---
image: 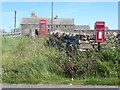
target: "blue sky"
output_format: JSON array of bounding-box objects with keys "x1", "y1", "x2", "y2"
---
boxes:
[{"x1": 2, "y1": 2, "x2": 118, "y2": 32}]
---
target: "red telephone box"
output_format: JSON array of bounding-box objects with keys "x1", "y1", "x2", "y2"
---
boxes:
[
  {"x1": 95, "y1": 21, "x2": 105, "y2": 42},
  {"x1": 39, "y1": 20, "x2": 48, "y2": 36}
]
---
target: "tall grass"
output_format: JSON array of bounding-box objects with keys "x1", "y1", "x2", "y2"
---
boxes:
[
  {"x1": 2, "y1": 36, "x2": 28, "y2": 53},
  {"x1": 2, "y1": 36, "x2": 67, "y2": 83},
  {"x1": 2, "y1": 35, "x2": 119, "y2": 85}
]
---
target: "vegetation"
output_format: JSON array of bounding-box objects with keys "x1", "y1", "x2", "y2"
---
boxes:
[
  {"x1": 2, "y1": 35, "x2": 28, "y2": 52},
  {"x1": 2, "y1": 35, "x2": 119, "y2": 85}
]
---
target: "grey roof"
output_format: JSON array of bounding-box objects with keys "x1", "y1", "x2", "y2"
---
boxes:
[
  {"x1": 20, "y1": 18, "x2": 74, "y2": 25},
  {"x1": 75, "y1": 25, "x2": 90, "y2": 30},
  {"x1": 105, "y1": 27, "x2": 110, "y2": 30}
]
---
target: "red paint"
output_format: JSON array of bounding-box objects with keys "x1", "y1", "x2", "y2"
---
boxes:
[
  {"x1": 39, "y1": 20, "x2": 48, "y2": 36},
  {"x1": 95, "y1": 21, "x2": 105, "y2": 42}
]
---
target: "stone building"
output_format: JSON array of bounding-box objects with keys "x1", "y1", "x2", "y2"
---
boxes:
[
  {"x1": 20, "y1": 13, "x2": 75, "y2": 34},
  {"x1": 75, "y1": 25, "x2": 90, "y2": 31},
  {"x1": 75, "y1": 25, "x2": 93, "y2": 35}
]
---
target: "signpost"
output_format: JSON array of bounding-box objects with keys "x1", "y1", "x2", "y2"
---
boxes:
[{"x1": 95, "y1": 21, "x2": 105, "y2": 51}]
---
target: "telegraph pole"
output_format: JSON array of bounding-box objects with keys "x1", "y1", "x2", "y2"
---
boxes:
[
  {"x1": 14, "y1": 10, "x2": 17, "y2": 32},
  {"x1": 51, "y1": 0, "x2": 54, "y2": 31}
]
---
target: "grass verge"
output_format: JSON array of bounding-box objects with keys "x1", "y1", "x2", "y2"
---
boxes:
[{"x1": 2, "y1": 35, "x2": 119, "y2": 85}]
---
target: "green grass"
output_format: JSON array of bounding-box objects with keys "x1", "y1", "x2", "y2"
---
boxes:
[
  {"x1": 81, "y1": 77, "x2": 119, "y2": 85},
  {"x1": 2, "y1": 35, "x2": 119, "y2": 85},
  {"x1": 2, "y1": 35, "x2": 28, "y2": 52}
]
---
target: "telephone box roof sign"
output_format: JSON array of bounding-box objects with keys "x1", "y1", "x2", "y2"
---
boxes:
[{"x1": 40, "y1": 20, "x2": 47, "y2": 23}]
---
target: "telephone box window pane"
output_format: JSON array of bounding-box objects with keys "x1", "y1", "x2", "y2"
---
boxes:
[
  {"x1": 98, "y1": 32, "x2": 102, "y2": 39},
  {"x1": 41, "y1": 24, "x2": 45, "y2": 31}
]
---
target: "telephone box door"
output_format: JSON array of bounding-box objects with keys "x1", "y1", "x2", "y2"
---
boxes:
[{"x1": 39, "y1": 20, "x2": 48, "y2": 36}]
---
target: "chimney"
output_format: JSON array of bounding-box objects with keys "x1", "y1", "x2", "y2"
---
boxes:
[
  {"x1": 31, "y1": 12, "x2": 37, "y2": 17},
  {"x1": 54, "y1": 15, "x2": 58, "y2": 19}
]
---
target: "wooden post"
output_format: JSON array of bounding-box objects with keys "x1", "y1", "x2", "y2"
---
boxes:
[
  {"x1": 14, "y1": 11, "x2": 17, "y2": 32},
  {"x1": 51, "y1": 0, "x2": 54, "y2": 31},
  {"x1": 86, "y1": 49, "x2": 89, "y2": 57},
  {"x1": 98, "y1": 42, "x2": 100, "y2": 51}
]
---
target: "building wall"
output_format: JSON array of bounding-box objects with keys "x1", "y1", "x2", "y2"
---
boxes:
[
  {"x1": 74, "y1": 30, "x2": 95, "y2": 35},
  {"x1": 20, "y1": 24, "x2": 39, "y2": 34},
  {"x1": 20, "y1": 24, "x2": 75, "y2": 34},
  {"x1": 50, "y1": 25, "x2": 75, "y2": 32}
]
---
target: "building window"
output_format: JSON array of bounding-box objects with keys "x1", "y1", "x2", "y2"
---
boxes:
[
  {"x1": 64, "y1": 25, "x2": 67, "y2": 29},
  {"x1": 55, "y1": 25, "x2": 60, "y2": 29},
  {"x1": 48, "y1": 25, "x2": 51, "y2": 28}
]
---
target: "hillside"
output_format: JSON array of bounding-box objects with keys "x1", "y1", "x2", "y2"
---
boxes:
[{"x1": 2, "y1": 35, "x2": 119, "y2": 85}]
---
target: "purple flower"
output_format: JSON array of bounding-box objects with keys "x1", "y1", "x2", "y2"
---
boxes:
[{"x1": 92, "y1": 70, "x2": 97, "y2": 72}]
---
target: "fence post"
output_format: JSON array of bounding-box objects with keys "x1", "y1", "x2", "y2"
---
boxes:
[{"x1": 98, "y1": 42, "x2": 100, "y2": 51}]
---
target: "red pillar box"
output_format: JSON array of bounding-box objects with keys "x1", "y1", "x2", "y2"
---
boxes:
[
  {"x1": 39, "y1": 20, "x2": 48, "y2": 36},
  {"x1": 95, "y1": 21, "x2": 105, "y2": 42}
]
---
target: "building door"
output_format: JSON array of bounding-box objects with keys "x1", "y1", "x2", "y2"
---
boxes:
[{"x1": 35, "y1": 29, "x2": 39, "y2": 36}]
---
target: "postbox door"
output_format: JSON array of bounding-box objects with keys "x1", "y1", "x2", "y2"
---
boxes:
[
  {"x1": 96, "y1": 31, "x2": 105, "y2": 42},
  {"x1": 98, "y1": 31, "x2": 102, "y2": 40}
]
